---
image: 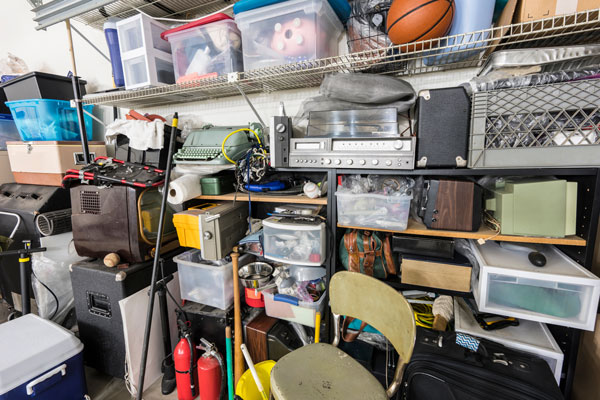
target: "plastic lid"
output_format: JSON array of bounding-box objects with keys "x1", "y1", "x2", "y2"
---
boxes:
[
  {"x1": 0, "y1": 314, "x2": 83, "y2": 393},
  {"x1": 161, "y1": 13, "x2": 233, "y2": 40},
  {"x1": 233, "y1": 0, "x2": 351, "y2": 23}
]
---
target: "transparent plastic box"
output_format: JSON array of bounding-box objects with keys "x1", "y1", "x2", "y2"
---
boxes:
[
  {"x1": 234, "y1": 0, "x2": 343, "y2": 71},
  {"x1": 262, "y1": 216, "x2": 326, "y2": 266},
  {"x1": 336, "y1": 191, "x2": 412, "y2": 231},
  {"x1": 162, "y1": 17, "x2": 243, "y2": 82},
  {"x1": 471, "y1": 240, "x2": 600, "y2": 331},
  {"x1": 263, "y1": 289, "x2": 327, "y2": 327},
  {"x1": 174, "y1": 250, "x2": 251, "y2": 310},
  {"x1": 0, "y1": 114, "x2": 20, "y2": 150}
]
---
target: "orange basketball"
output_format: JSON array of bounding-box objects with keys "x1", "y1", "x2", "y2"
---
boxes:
[{"x1": 386, "y1": 0, "x2": 455, "y2": 49}]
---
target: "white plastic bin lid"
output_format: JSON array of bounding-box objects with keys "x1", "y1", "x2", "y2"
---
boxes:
[{"x1": 0, "y1": 314, "x2": 83, "y2": 393}]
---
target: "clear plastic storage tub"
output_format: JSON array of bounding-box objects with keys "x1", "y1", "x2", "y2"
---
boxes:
[
  {"x1": 162, "y1": 14, "x2": 243, "y2": 83},
  {"x1": 471, "y1": 240, "x2": 600, "y2": 331},
  {"x1": 6, "y1": 99, "x2": 93, "y2": 141},
  {"x1": 263, "y1": 290, "x2": 326, "y2": 327},
  {"x1": 234, "y1": 0, "x2": 343, "y2": 71},
  {"x1": 336, "y1": 191, "x2": 412, "y2": 231},
  {"x1": 174, "y1": 250, "x2": 251, "y2": 310},
  {"x1": 262, "y1": 216, "x2": 326, "y2": 266},
  {"x1": 0, "y1": 114, "x2": 20, "y2": 150}
]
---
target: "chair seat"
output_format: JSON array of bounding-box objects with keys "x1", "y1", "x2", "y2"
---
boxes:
[{"x1": 270, "y1": 343, "x2": 388, "y2": 400}]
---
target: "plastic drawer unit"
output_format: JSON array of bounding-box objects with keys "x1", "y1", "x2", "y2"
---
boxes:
[
  {"x1": 117, "y1": 13, "x2": 174, "y2": 89},
  {"x1": 454, "y1": 297, "x2": 563, "y2": 384},
  {"x1": 263, "y1": 289, "x2": 327, "y2": 327},
  {"x1": 263, "y1": 216, "x2": 326, "y2": 266},
  {"x1": 336, "y1": 191, "x2": 412, "y2": 231},
  {"x1": 234, "y1": 0, "x2": 344, "y2": 71},
  {"x1": 162, "y1": 13, "x2": 243, "y2": 83},
  {"x1": 175, "y1": 250, "x2": 252, "y2": 310},
  {"x1": 470, "y1": 240, "x2": 600, "y2": 331},
  {"x1": 0, "y1": 314, "x2": 87, "y2": 400}
]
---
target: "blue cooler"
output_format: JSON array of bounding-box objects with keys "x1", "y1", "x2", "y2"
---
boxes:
[{"x1": 0, "y1": 314, "x2": 88, "y2": 400}]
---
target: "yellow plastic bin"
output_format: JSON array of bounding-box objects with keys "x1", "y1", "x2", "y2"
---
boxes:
[
  {"x1": 236, "y1": 360, "x2": 276, "y2": 400},
  {"x1": 173, "y1": 203, "x2": 218, "y2": 249}
]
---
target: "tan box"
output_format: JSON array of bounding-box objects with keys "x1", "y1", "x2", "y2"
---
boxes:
[
  {"x1": 6, "y1": 141, "x2": 106, "y2": 186},
  {"x1": 401, "y1": 256, "x2": 472, "y2": 293},
  {"x1": 0, "y1": 151, "x2": 14, "y2": 184},
  {"x1": 515, "y1": 0, "x2": 600, "y2": 22}
]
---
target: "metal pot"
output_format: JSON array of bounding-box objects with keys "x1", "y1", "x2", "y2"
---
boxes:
[{"x1": 238, "y1": 262, "x2": 273, "y2": 288}]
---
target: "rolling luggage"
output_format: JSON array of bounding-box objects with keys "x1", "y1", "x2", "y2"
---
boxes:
[{"x1": 401, "y1": 328, "x2": 563, "y2": 400}]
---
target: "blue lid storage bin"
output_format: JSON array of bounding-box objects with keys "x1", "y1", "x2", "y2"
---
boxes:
[
  {"x1": 0, "y1": 114, "x2": 20, "y2": 150},
  {"x1": 6, "y1": 99, "x2": 93, "y2": 141}
]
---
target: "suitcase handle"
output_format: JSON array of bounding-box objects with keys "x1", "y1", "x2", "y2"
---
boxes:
[{"x1": 26, "y1": 363, "x2": 66, "y2": 395}]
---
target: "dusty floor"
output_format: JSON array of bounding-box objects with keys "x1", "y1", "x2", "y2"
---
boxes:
[{"x1": 0, "y1": 300, "x2": 178, "y2": 400}]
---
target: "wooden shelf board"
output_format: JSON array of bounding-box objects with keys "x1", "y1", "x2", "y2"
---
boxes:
[
  {"x1": 196, "y1": 193, "x2": 327, "y2": 205},
  {"x1": 338, "y1": 219, "x2": 587, "y2": 246}
]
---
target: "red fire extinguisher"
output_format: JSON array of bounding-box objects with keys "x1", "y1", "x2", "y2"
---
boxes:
[
  {"x1": 174, "y1": 321, "x2": 198, "y2": 400},
  {"x1": 197, "y1": 338, "x2": 225, "y2": 400}
]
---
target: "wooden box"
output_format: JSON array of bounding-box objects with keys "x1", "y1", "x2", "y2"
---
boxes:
[{"x1": 401, "y1": 253, "x2": 472, "y2": 293}]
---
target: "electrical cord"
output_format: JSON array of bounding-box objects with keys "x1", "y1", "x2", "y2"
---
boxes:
[
  {"x1": 32, "y1": 269, "x2": 59, "y2": 321},
  {"x1": 222, "y1": 128, "x2": 264, "y2": 164},
  {"x1": 160, "y1": 260, "x2": 189, "y2": 322}
]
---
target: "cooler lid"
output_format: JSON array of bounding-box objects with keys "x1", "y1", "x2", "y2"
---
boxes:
[
  {"x1": 0, "y1": 314, "x2": 83, "y2": 393},
  {"x1": 161, "y1": 13, "x2": 233, "y2": 40},
  {"x1": 233, "y1": 0, "x2": 351, "y2": 23}
]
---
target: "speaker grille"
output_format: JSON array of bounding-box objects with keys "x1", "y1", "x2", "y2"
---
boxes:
[{"x1": 80, "y1": 191, "x2": 101, "y2": 214}]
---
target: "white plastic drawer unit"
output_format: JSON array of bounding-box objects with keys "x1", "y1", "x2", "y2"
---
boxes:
[
  {"x1": 262, "y1": 216, "x2": 326, "y2": 266},
  {"x1": 470, "y1": 240, "x2": 600, "y2": 331}
]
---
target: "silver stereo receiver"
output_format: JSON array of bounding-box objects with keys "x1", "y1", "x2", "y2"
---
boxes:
[{"x1": 270, "y1": 108, "x2": 416, "y2": 170}]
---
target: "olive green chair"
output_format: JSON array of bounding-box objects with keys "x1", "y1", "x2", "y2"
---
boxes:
[{"x1": 270, "y1": 271, "x2": 416, "y2": 399}]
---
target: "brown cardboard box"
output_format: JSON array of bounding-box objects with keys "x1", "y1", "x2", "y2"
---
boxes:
[
  {"x1": 401, "y1": 255, "x2": 471, "y2": 292},
  {"x1": 515, "y1": 0, "x2": 600, "y2": 22}
]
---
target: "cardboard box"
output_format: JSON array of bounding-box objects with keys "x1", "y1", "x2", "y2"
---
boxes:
[
  {"x1": 400, "y1": 254, "x2": 471, "y2": 292},
  {"x1": 515, "y1": 0, "x2": 600, "y2": 22}
]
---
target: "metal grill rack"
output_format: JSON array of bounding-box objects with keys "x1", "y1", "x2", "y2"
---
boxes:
[{"x1": 83, "y1": 8, "x2": 600, "y2": 109}]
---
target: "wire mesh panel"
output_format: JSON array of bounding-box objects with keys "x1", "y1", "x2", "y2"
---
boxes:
[{"x1": 469, "y1": 79, "x2": 600, "y2": 169}]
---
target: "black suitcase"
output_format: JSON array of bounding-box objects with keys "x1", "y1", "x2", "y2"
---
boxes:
[
  {"x1": 401, "y1": 328, "x2": 563, "y2": 400},
  {"x1": 415, "y1": 87, "x2": 470, "y2": 168},
  {"x1": 70, "y1": 250, "x2": 180, "y2": 378}
]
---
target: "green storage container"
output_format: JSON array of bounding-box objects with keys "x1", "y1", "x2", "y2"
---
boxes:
[{"x1": 201, "y1": 174, "x2": 235, "y2": 195}]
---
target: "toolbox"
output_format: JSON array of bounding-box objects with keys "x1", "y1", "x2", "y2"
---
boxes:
[
  {"x1": 7, "y1": 141, "x2": 107, "y2": 186},
  {"x1": 201, "y1": 174, "x2": 236, "y2": 195},
  {"x1": 70, "y1": 250, "x2": 179, "y2": 378},
  {"x1": 0, "y1": 314, "x2": 87, "y2": 400}
]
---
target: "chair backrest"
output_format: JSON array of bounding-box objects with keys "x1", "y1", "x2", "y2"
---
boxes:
[{"x1": 330, "y1": 271, "x2": 416, "y2": 384}]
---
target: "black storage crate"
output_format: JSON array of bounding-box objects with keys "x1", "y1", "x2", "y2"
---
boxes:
[{"x1": 1, "y1": 71, "x2": 87, "y2": 102}]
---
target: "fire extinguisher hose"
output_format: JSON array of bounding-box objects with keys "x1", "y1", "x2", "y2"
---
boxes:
[{"x1": 187, "y1": 335, "x2": 196, "y2": 397}]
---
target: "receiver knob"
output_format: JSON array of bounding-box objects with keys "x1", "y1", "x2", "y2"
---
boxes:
[
  {"x1": 393, "y1": 140, "x2": 404, "y2": 150},
  {"x1": 372, "y1": 160, "x2": 379, "y2": 165},
  {"x1": 276, "y1": 123, "x2": 286, "y2": 133},
  {"x1": 386, "y1": 160, "x2": 392, "y2": 166},
  {"x1": 359, "y1": 159, "x2": 366, "y2": 165},
  {"x1": 346, "y1": 159, "x2": 353, "y2": 165},
  {"x1": 324, "y1": 159, "x2": 331, "y2": 165},
  {"x1": 335, "y1": 159, "x2": 341, "y2": 165}
]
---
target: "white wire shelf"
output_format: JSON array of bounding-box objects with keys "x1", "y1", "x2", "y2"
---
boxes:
[{"x1": 83, "y1": 8, "x2": 600, "y2": 109}]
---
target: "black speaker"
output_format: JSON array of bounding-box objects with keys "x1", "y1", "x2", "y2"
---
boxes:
[{"x1": 416, "y1": 87, "x2": 471, "y2": 168}]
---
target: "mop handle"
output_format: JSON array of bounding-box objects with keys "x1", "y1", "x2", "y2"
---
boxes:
[{"x1": 240, "y1": 344, "x2": 268, "y2": 400}]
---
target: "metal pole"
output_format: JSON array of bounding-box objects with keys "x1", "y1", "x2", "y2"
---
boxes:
[
  {"x1": 72, "y1": 75, "x2": 90, "y2": 164},
  {"x1": 19, "y1": 251, "x2": 30, "y2": 315},
  {"x1": 136, "y1": 114, "x2": 179, "y2": 399}
]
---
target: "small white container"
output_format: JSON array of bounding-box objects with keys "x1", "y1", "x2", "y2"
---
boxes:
[
  {"x1": 471, "y1": 240, "x2": 600, "y2": 331},
  {"x1": 234, "y1": 0, "x2": 343, "y2": 71},
  {"x1": 174, "y1": 250, "x2": 251, "y2": 310},
  {"x1": 162, "y1": 14, "x2": 243, "y2": 83},
  {"x1": 263, "y1": 290, "x2": 326, "y2": 327},
  {"x1": 454, "y1": 297, "x2": 563, "y2": 383},
  {"x1": 336, "y1": 191, "x2": 412, "y2": 231},
  {"x1": 117, "y1": 13, "x2": 174, "y2": 89},
  {"x1": 262, "y1": 216, "x2": 326, "y2": 266}
]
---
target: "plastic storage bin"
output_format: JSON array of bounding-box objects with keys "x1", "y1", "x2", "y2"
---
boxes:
[
  {"x1": 0, "y1": 114, "x2": 20, "y2": 150},
  {"x1": 162, "y1": 13, "x2": 243, "y2": 83},
  {"x1": 454, "y1": 297, "x2": 563, "y2": 383},
  {"x1": 174, "y1": 249, "x2": 251, "y2": 310},
  {"x1": 263, "y1": 289, "x2": 327, "y2": 327},
  {"x1": 263, "y1": 216, "x2": 326, "y2": 266},
  {"x1": 234, "y1": 0, "x2": 343, "y2": 71},
  {"x1": 6, "y1": 99, "x2": 93, "y2": 141},
  {"x1": 336, "y1": 191, "x2": 412, "y2": 231},
  {"x1": 117, "y1": 13, "x2": 174, "y2": 89},
  {"x1": 0, "y1": 71, "x2": 87, "y2": 102},
  {"x1": 469, "y1": 78, "x2": 600, "y2": 168},
  {"x1": 0, "y1": 314, "x2": 87, "y2": 400},
  {"x1": 471, "y1": 240, "x2": 600, "y2": 331}
]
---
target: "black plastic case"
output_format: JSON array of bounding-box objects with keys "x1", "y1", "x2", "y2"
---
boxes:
[{"x1": 0, "y1": 71, "x2": 87, "y2": 101}]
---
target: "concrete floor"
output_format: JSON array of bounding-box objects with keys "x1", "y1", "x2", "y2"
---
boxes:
[{"x1": 0, "y1": 300, "x2": 178, "y2": 400}]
